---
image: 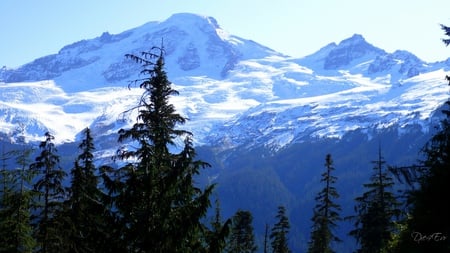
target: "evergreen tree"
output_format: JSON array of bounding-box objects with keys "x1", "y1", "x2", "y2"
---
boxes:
[
  {"x1": 270, "y1": 205, "x2": 291, "y2": 253},
  {"x1": 442, "y1": 24, "x2": 450, "y2": 46},
  {"x1": 59, "y1": 127, "x2": 111, "y2": 253},
  {"x1": 104, "y1": 46, "x2": 215, "y2": 252},
  {"x1": 0, "y1": 131, "x2": 37, "y2": 252},
  {"x1": 30, "y1": 132, "x2": 67, "y2": 253},
  {"x1": 347, "y1": 148, "x2": 401, "y2": 253},
  {"x1": 308, "y1": 154, "x2": 342, "y2": 253},
  {"x1": 226, "y1": 210, "x2": 257, "y2": 253},
  {"x1": 205, "y1": 198, "x2": 231, "y2": 253},
  {"x1": 393, "y1": 24, "x2": 450, "y2": 252},
  {"x1": 0, "y1": 145, "x2": 15, "y2": 251}
]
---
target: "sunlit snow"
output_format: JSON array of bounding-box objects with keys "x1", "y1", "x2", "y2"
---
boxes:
[{"x1": 1, "y1": 13, "x2": 449, "y2": 150}]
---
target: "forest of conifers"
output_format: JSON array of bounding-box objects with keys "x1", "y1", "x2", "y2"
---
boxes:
[{"x1": 1, "y1": 27, "x2": 449, "y2": 253}]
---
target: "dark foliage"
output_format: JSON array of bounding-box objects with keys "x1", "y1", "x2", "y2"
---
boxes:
[
  {"x1": 30, "y1": 132, "x2": 67, "y2": 253},
  {"x1": 59, "y1": 127, "x2": 112, "y2": 252},
  {"x1": 390, "y1": 24, "x2": 450, "y2": 253},
  {"x1": 308, "y1": 154, "x2": 342, "y2": 253},
  {"x1": 205, "y1": 198, "x2": 232, "y2": 253},
  {"x1": 226, "y1": 210, "x2": 258, "y2": 253},
  {"x1": 347, "y1": 148, "x2": 401, "y2": 253},
  {"x1": 102, "y1": 46, "x2": 216, "y2": 252},
  {"x1": 270, "y1": 205, "x2": 292, "y2": 253},
  {"x1": 0, "y1": 143, "x2": 36, "y2": 252},
  {"x1": 441, "y1": 24, "x2": 450, "y2": 47}
]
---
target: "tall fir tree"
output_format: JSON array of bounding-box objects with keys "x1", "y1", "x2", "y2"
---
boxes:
[
  {"x1": 104, "y1": 46, "x2": 215, "y2": 252},
  {"x1": 12, "y1": 141, "x2": 37, "y2": 253},
  {"x1": 270, "y1": 205, "x2": 292, "y2": 253},
  {"x1": 347, "y1": 148, "x2": 401, "y2": 253},
  {"x1": 0, "y1": 128, "x2": 37, "y2": 252},
  {"x1": 205, "y1": 198, "x2": 231, "y2": 253},
  {"x1": 308, "y1": 154, "x2": 342, "y2": 253},
  {"x1": 59, "y1": 127, "x2": 111, "y2": 253},
  {"x1": 226, "y1": 210, "x2": 258, "y2": 253},
  {"x1": 30, "y1": 132, "x2": 67, "y2": 253},
  {"x1": 393, "y1": 24, "x2": 450, "y2": 252},
  {"x1": 0, "y1": 145, "x2": 16, "y2": 252}
]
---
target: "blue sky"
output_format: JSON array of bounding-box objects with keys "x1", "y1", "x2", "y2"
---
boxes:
[{"x1": 1, "y1": 0, "x2": 450, "y2": 67}]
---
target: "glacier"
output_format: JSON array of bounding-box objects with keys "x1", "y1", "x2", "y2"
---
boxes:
[{"x1": 0, "y1": 13, "x2": 449, "y2": 150}]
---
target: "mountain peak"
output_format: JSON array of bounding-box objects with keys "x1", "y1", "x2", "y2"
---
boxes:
[
  {"x1": 323, "y1": 33, "x2": 385, "y2": 70},
  {"x1": 0, "y1": 12, "x2": 279, "y2": 86},
  {"x1": 164, "y1": 13, "x2": 220, "y2": 27},
  {"x1": 160, "y1": 13, "x2": 221, "y2": 32},
  {"x1": 367, "y1": 49, "x2": 426, "y2": 78},
  {"x1": 340, "y1": 33, "x2": 366, "y2": 44}
]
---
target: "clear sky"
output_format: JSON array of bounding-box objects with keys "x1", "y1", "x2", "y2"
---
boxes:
[{"x1": 1, "y1": 0, "x2": 450, "y2": 68}]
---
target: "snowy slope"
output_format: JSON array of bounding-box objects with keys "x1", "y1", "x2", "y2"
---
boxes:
[
  {"x1": 0, "y1": 13, "x2": 280, "y2": 91},
  {"x1": 0, "y1": 81, "x2": 141, "y2": 143},
  {"x1": 207, "y1": 68, "x2": 449, "y2": 150},
  {"x1": 0, "y1": 13, "x2": 449, "y2": 150}
]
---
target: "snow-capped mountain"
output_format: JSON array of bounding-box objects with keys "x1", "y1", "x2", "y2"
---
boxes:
[
  {"x1": 0, "y1": 12, "x2": 449, "y2": 150},
  {"x1": 2, "y1": 13, "x2": 450, "y2": 252},
  {"x1": 1, "y1": 13, "x2": 280, "y2": 90}
]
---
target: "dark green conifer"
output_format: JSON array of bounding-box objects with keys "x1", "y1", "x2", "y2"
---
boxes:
[
  {"x1": 308, "y1": 154, "x2": 342, "y2": 253},
  {"x1": 0, "y1": 128, "x2": 36, "y2": 252},
  {"x1": 442, "y1": 24, "x2": 450, "y2": 46},
  {"x1": 59, "y1": 127, "x2": 111, "y2": 253},
  {"x1": 105, "y1": 46, "x2": 214, "y2": 252},
  {"x1": 0, "y1": 145, "x2": 35, "y2": 252},
  {"x1": 205, "y1": 198, "x2": 231, "y2": 253},
  {"x1": 270, "y1": 205, "x2": 292, "y2": 253},
  {"x1": 30, "y1": 132, "x2": 67, "y2": 253},
  {"x1": 347, "y1": 148, "x2": 401, "y2": 253},
  {"x1": 226, "y1": 210, "x2": 257, "y2": 253},
  {"x1": 0, "y1": 145, "x2": 16, "y2": 251}
]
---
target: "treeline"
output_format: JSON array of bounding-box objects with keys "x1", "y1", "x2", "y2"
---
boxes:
[{"x1": 1, "y1": 28, "x2": 450, "y2": 253}]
